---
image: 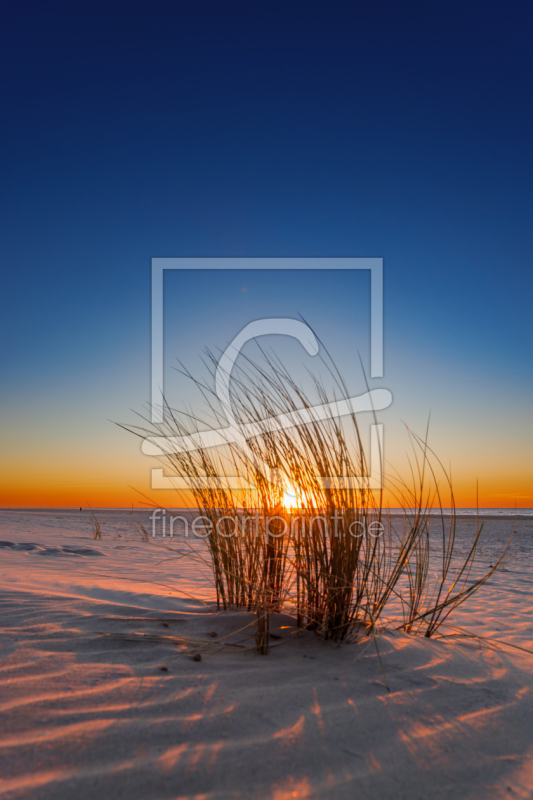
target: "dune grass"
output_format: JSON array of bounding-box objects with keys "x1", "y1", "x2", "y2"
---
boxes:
[
  {"x1": 133, "y1": 521, "x2": 150, "y2": 542},
  {"x1": 122, "y1": 347, "x2": 511, "y2": 654},
  {"x1": 90, "y1": 513, "x2": 103, "y2": 540}
]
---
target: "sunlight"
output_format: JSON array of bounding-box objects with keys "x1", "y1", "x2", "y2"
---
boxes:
[{"x1": 282, "y1": 485, "x2": 298, "y2": 510}]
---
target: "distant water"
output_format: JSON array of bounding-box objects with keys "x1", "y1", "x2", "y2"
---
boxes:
[
  {"x1": 390, "y1": 508, "x2": 533, "y2": 518},
  {"x1": 1, "y1": 507, "x2": 532, "y2": 517},
  {"x1": 424, "y1": 508, "x2": 533, "y2": 517}
]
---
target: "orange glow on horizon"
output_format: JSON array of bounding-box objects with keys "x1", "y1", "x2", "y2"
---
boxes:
[
  {"x1": 1, "y1": 485, "x2": 531, "y2": 510},
  {"x1": 0, "y1": 461, "x2": 531, "y2": 510}
]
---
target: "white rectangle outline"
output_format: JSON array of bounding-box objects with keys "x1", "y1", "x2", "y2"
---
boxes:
[{"x1": 151, "y1": 257, "x2": 383, "y2": 425}]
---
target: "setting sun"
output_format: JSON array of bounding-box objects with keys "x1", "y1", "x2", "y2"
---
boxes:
[{"x1": 282, "y1": 485, "x2": 299, "y2": 510}]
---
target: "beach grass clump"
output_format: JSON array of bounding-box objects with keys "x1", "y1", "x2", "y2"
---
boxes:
[
  {"x1": 384, "y1": 436, "x2": 510, "y2": 638},
  {"x1": 122, "y1": 346, "x2": 510, "y2": 653},
  {"x1": 90, "y1": 513, "x2": 103, "y2": 540},
  {"x1": 133, "y1": 521, "x2": 150, "y2": 542}
]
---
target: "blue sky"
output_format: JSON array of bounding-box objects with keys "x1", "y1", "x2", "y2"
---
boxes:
[{"x1": 1, "y1": 1, "x2": 532, "y2": 506}]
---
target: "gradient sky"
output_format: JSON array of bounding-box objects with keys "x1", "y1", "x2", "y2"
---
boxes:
[{"x1": 1, "y1": 0, "x2": 532, "y2": 508}]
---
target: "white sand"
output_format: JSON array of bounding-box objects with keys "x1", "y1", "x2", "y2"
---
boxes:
[{"x1": 1, "y1": 510, "x2": 533, "y2": 799}]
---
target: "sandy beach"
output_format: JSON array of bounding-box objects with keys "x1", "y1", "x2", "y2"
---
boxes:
[
  {"x1": 0, "y1": 510, "x2": 532, "y2": 799},
  {"x1": 3, "y1": 0, "x2": 532, "y2": 796}
]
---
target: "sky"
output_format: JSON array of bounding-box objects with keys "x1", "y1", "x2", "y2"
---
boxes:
[{"x1": 1, "y1": 0, "x2": 532, "y2": 508}]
